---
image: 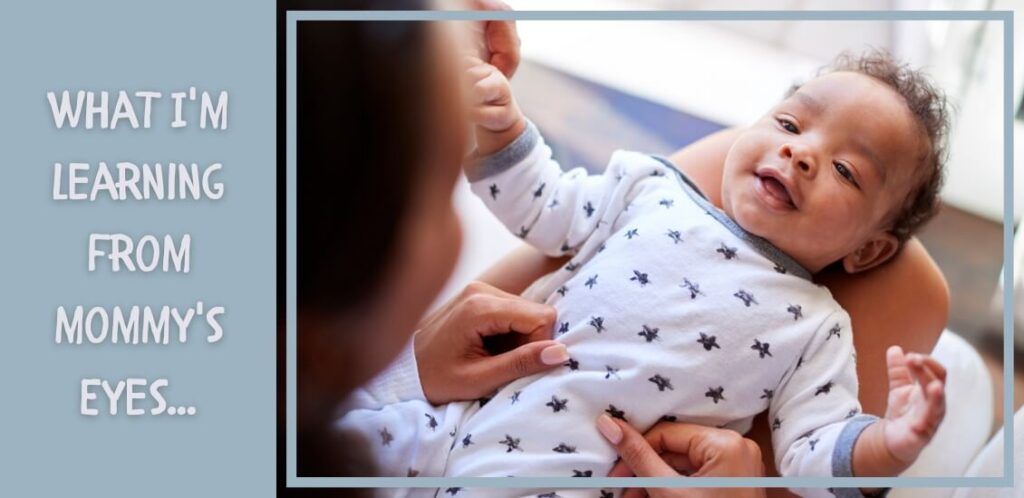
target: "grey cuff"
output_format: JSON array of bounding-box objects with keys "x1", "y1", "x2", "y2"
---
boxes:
[
  {"x1": 829, "y1": 415, "x2": 890, "y2": 498},
  {"x1": 465, "y1": 119, "x2": 540, "y2": 182}
]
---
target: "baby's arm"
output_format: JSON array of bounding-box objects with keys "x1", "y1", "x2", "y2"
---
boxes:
[
  {"x1": 770, "y1": 311, "x2": 946, "y2": 497},
  {"x1": 463, "y1": 59, "x2": 670, "y2": 256},
  {"x1": 851, "y1": 346, "x2": 947, "y2": 476}
]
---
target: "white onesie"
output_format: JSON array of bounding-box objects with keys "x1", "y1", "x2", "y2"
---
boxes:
[{"x1": 336, "y1": 121, "x2": 880, "y2": 498}]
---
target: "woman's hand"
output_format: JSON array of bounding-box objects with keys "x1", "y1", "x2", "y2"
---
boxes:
[
  {"x1": 414, "y1": 281, "x2": 566, "y2": 405},
  {"x1": 469, "y1": 0, "x2": 521, "y2": 78},
  {"x1": 598, "y1": 414, "x2": 767, "y2": 498}
]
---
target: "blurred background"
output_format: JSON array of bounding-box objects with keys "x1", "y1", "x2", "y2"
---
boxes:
[{"x1": 442, "y1": 0, "x2": 1023, "y2": 449}]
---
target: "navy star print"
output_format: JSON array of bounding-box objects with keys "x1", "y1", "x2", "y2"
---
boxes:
[
  {"x1": 558, "y1": 322, "x2": 569, "y2": 335},
  {"x1": 815, "y1": 381, "x2": 834, "y2": 396},
  {"x1": 630, "y1": 270, "x2": 650, "y2": 287},
  {"x1": 446, "y1": 487, "x2": 462, "y2": 496},
  {"x1": 625, "y1": 228, "x2": 639, "y2": 239},
  {"x1": 827, "y1": 323, "x2": 842, "y2": 340},
  {"x1": 809, "y1": 438, "x2": 820, "y2": 451},
  {"x1": 659, "y1": 198, "x2": 674, "y2": 208},
  {"x1": 499, "y1": 434, "x2": 523, "y2": 452},
  {"x1": 573, "y1": 470, "x2": 593, "y2": 477},
  {"x1": 556, "y1": 285, "x2": 568, "y2": 297},
  {"x1": 697, "y1": 332, "x2": 720, "y2": 351},
  {"x1": 605, "y1": 404, "x2": 627, "y2": 421},
  {"x1": 564, "y1": 358, "x2": 579, "y2": 371},
  {"x1": 705, "y1": 386, "x2": 726, "y2": 404},
  {"x1": 565, "y1": 262, "x2": 580, "y2": 272},
  {"x1": 637, "y1": 325, "x2": 660, "y2": 342},
  {"x1": 761, "y1": 389, "x2": 774, "y2": 401},
  {"x1": 666, "y1": 229, "x2": 683, "y2": 244},
  {"x1": 751, "y1": 339, "x2": 772, "y2": 358},
  {"x1": 489, "y1": 184, "x2": 499, "y2": 200},
  {"x1": 717, "y1": 242, "x2": 738, "y2": 259},
  {"x1": 681, "y1": 278, "x2": 704, "y2": 299},
  {"x1": 734, "y1": 289, "x2": 758, "y2": 306},
  {"x1": 552, "y1": 443, "x2": 577, "y2": 453},
  {"x1": 659, "y1": 415, "x2": 677, "y2": 422},
  {"x1": 510, "y1": 391, "x2": 521, "y2": 404},
  {"x1": 548, "y1": 198, "x2": 559, "y2": 209},
  {"x1": 425, "y1": 413, "x2": 438, "y2": 431},
  {"x1": 846, "y1": 409, "x2": 859, "y2": 419},
  {"x1": 585, "y1": 274, "x2": 598, "y2": 289},
  {"x1": 533, "y1": 182, "x2": 546, "y2": 198},
  {"x1": 787, "y1": 304, "x2": 803, "y2": 320},
  {"x1": 589, "y1": 316, "x2": 605, "y2": 333},
  {"x1": 379, "y1": 427, "x2": 393, "y2": 446},
  {"x1": 461, "y1": 434, "x2": 474, "y2": 448},
  {"x1": 517, "y1": 226, "x2": 530, "y2": 238},
  {"x1": 604, "y1": 365, "x2": 620, "y2": 379},
  {"x1": 649, "y1": 374, "x2": 673, "y2": 391},
  {"x1": 772, "y1": 417, "x2": 782, "y2": 431},
  {"x1": 546, "y1": 395, "x2": 569, "y2": 413},
  {"x1": 583, "y1": 201, "x2": 595, "y2": 218}
]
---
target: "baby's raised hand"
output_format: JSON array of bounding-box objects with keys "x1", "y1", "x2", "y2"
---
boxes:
[
  {"x1": 464, "y1": 56, "x2": 523, "y2": 134},
  {"x1": 462, "y1": 57, "x2": 526, "y2": 158},
  {"x1": 881, "y1": 345, "x2": 946, "y2": 463}
]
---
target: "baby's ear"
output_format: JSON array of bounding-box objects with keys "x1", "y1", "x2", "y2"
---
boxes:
[{"x1": 842, "y1": 232, "x2": 899, "y2": 274}]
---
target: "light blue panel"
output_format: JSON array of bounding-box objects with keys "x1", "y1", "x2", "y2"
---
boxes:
[{"x1": 0, "y1": 1, "x2": 276, "y2": 495}]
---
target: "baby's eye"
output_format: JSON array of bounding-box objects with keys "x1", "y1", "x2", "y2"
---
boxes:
[
  {"x1": 777, "y1": 117, "x2": 799, "y2": 133},
  {"x1": 834, "y1": 162, "x2": 860, "y2": 188}
]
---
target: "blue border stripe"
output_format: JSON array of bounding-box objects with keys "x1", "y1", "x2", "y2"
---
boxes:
[{"x1": 290, "y1": 10, "x2": 1006, "y2": 21}]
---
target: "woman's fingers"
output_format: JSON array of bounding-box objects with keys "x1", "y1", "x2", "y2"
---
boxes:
[
  {"x1": 471, "y1": 0, "x2": 520, "y2": 78},
  {"x1": 466, "y1": 340, "x2": 567, "y2": 393},
  {"x1": 456, "y1": 291, "x2": 556, "y2": 339},
  {"x1": 598, "y1": 415, "x2": 679, "y2": 478}
]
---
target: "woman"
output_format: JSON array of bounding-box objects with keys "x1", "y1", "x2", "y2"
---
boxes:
[{"x1": 293, "y1": 1, "x2": 946, "y2": 497}]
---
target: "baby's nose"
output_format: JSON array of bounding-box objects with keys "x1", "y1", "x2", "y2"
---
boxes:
[{"x1": 779, "y1": 143, "x2": 816, "y2": 175}]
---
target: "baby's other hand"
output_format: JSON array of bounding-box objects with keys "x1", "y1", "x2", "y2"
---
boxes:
[{"x1": 881, "y1": 345, "x2": 947, "y2": 463}]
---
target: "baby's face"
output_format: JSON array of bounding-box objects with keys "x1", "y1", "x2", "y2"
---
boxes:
[{"x1": 720, "y1": 72, "x2": 927, "y2": 274}]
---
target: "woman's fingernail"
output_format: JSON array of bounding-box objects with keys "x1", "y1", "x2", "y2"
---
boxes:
[
  {"x1": 540, "y1": 344, "x2": 569, "y2": 365},
  {"x1": 597, "y1": 414, "x2": 623, "y2": 444}
]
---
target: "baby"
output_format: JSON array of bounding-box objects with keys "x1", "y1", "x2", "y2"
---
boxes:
[{"x1": 337, "y1": 50, "x2": 949, "y2": 498}]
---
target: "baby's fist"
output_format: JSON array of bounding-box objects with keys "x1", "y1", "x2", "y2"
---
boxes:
[
  {"x1": 881, "y1": 346, "x2": 946, "y2": 463},
  {"x1": 464, "y1": 57, "x2": 522, "y2": 133}
]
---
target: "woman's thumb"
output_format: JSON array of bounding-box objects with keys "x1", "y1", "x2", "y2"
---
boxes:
[
  {"x1": 598, "y1": 414, "x2": 678, "y2": 478},
  {"x1": 477, "y1": 340, "x2": 567, "y2": 389}
]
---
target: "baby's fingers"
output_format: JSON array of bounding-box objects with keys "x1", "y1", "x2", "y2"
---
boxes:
[
  {"x1": 907, "y1": 354, "x2": 942, "y2": 395},
  {"x1": 916, "y1": 380, "x2": 946, "y2": 436},
  {"x1": 886, "y1": 345, "x2": 914, "y2": 390},
  {"x1": 472, "y1": 69, "x2": 510, "y2": 105}
]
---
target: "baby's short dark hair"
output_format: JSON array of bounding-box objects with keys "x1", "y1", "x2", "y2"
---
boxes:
[{"x1": 789, "y1": 49, "x2": 951, "y2": 244}]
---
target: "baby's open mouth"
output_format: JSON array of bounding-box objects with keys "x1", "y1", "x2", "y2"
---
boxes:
[{"x1": 757, "y1": 174, "x2": 796, "y2": 209}]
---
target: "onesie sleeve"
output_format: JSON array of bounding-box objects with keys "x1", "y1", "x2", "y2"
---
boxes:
[
  {"x1": 340, "y1": 339, "x2": 427, "y2": 412},
  {"x1": 466, "y1": 119, "x2": 671, "y2": 256},
  {"x1": 769, "y1": 309, "x2": 886, "y2": 498}
]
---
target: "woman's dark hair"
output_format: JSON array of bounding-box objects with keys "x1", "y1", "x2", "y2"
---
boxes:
[
  {"x1": 292, "y1": 0, "x2": 433, "y2": 482},
  {"x1": 297, "y1": 0, "x2": 433, "y2": 311}
]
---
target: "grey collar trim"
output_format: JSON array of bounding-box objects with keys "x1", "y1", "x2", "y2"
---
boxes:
[{"x1": 650, "y1": 155, "x2": 813, "y2": 281}]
